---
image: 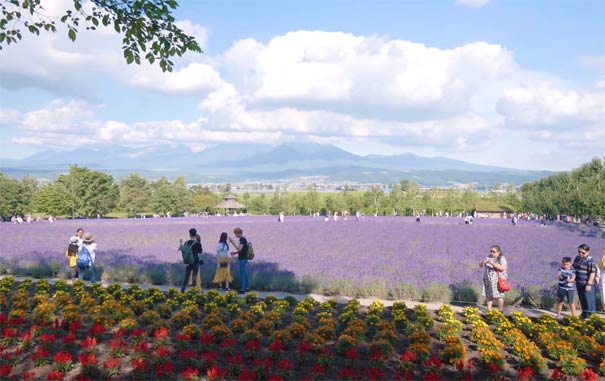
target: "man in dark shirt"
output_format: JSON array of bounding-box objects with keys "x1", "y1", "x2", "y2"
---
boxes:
[
  {"x1": 229, "y1": 227, "x2": 250, "y2": 294},
  {"x1": 180, "y1": 228, "x2": 202, "y2": 293}
]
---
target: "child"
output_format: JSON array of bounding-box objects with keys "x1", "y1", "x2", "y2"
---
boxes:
[
  {"x1": 65, "y1": 236, "x2": 79, "y2": 281},
  {"x1": 556, "y1": 257, "x2": 577, "y2": 318}
]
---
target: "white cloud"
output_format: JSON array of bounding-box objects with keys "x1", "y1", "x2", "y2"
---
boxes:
[
  {"x1": 455, "y1": 0, "x2": 492, "y2": 8},
  {"x1": 224, "y1": 32, "x2": 516, "y2": 120},
  {"x1": 578, "y1": 55, "x2": 605, "y2": 70},
  {"x1": 0, "y1": 108, "x2": 20, "y2": 126},
  {"x1": 125, "y1": 63, "x2": 226, "y2": 95},
  {"x1": 496, "y1": 82, "x2": 605, "y2": 130},
  {"x1": 21, "y1": 99, "x2": 100, "y2": 132}
]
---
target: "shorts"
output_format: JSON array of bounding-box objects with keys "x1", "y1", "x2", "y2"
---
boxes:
[{"x1": 556, "y1": 287, "x2": 575, "y2": 303}]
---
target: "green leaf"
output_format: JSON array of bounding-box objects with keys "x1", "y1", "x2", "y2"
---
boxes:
[
  {"x1": 74, "y1": 0, "x2": 82, "y2": 11},
  {"x1": 91, "y1": 17, "x2": 98, "y2": 27},
  {"x1": 27, "y1": 25, "x2": 39, "y2": 35},
  {"x1": 114, "y1": 20, "x2": 120, "y2": 33},
  {"x1": 0, "y1": 33, "x2": 5, "y2": 44},
  {"x1": 68, "y1": 28, "x2": 76, "y2": 42},
  {"x1": 102, "y1": 14, "x2": 109, "y2": 26},
  {"x1": 60, "y1": 15, "x2": 68, "y2": 23}
]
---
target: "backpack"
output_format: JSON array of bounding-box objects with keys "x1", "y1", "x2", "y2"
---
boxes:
[
  {"x1": 76, "y1": 247, "x2": 92, "y2": 268},
  {"x1": 247, "y1": 241, "x2": 255, "y2": 260},
  {"x1": 180, "y1": 240, "x2": 195, "y2": 265}
]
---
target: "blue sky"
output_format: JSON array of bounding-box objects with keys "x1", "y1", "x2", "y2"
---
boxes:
[{"x1": 0, "y1": 0, "x2": 603, "y2": 171}]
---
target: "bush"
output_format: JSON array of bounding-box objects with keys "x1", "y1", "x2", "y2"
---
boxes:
[
  {"x1": 451, "y1": 281, "x2": 479, "y2": 304},
  {"x1": 145, "y1": 266, "x2": 168, "y2": 285},
  {"x1": 389, "y1": 282, "x2": 422, "y2": 301},
  {"x1": 421, "y1": 283, "x2": 452, "y2": 303}
]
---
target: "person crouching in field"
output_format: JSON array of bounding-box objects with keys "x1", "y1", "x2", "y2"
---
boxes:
[
  {"x1": 230, "y1": 227, "x2": 250, "y2": 294},
  {"x1": 556, "y1": 257, "x2": 577, "y2": 319},
  {"x1": 65, "y1": 236, "x2": 79, "y2": 281},
  {"x1": 213, "y1": 232, "x2": 233, "y2": 290}
]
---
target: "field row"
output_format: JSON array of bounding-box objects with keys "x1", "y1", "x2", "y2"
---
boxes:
[{"x1": 0, "y1": 277, "x2": 603, "y2": 380}]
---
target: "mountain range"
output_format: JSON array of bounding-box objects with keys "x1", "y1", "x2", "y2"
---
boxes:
[{"x1": 0, "y1": 143, "x2": 553, "y2": 185}]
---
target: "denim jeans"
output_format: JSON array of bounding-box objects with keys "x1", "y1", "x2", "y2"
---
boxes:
[
  {"x1": 238, "y1": 259, "x2": 250, "y2": 292},
  {"x1": 77, "y1": 265, "x2": 96, "y2": 282},
  {"x1": 577, "y1": 283, "x2": 596, "y2": 318},
  {"x1": 181, "y1": 263, "x2": 199, "y2": 292}
]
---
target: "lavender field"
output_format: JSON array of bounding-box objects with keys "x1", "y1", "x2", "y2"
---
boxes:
[{"x1": 0, "y1": 216, "x2": 603, "y2": 303}]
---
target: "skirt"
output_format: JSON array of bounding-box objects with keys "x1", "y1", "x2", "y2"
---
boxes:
[
  {"x1": 213, "y1": 257, "x2": 233, "y2": 283},
  {"x1": 482, "y1": 269, "x2": 505, "y2": 299}
]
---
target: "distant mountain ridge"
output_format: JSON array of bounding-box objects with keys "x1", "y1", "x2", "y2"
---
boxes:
[{"x1": 0, "y1": 142, "x2": 553, "y2": 185}]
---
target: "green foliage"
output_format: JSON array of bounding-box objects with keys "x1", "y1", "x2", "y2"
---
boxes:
[
  {"x1": 0, "y1": 0, "x2": 202, "y2": 72},
  {"x1": 521, "y1": 157, "x2": 605, "y2": 218}
]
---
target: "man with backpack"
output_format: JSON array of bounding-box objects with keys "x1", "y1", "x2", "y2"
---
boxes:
[
  {"x1": 179, "y1": 228, "x2": 202, "y2": 293},
  {"x1": 229, "y1": 227, "x2": 251, "y2": 294}
]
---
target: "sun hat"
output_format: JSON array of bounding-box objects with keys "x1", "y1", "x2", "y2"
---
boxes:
[
  {"x1": 69, "y1": 236, "x2": 79, "y2": 244},
  {"x1": 83, "y1": 232, "x2": 94, "y2": 243}
]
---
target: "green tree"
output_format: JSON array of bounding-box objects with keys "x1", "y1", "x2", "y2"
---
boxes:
[
  {"x1": 119, "y1": 174, "x2": 150, "y2": 216},
  {"x1": 0, "y1": 173, "x2": 20, "y2": 218},
  {"x1": 53, "y1": 166, "x2": 118, "y2": 217},
  {"x1": 1, "y1": 0, "x2": 202, "y2": 72}
]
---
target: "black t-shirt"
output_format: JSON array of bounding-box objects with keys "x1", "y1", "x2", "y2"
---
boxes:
[
  {"x1": 237, "y1": 236, "x2": 248, "y2": 260},
  {"x1": 186, "y1": 240, "x2": 203, "y2": 263}
]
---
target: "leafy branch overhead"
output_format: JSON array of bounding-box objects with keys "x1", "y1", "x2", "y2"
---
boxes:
[{"x1": 0, "y1": 0, "x2": 202, "y2": 72}]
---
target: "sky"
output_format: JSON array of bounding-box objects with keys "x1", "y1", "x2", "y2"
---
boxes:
[{"x1": 0, "y1": 0, "x2": 604, "y2": 171}]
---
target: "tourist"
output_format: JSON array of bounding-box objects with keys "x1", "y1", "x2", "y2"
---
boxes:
[
  {"x1": 213, "y1": 232, "x2": 233, "y2": 290},
  {"x1": 599, "y1": 249, "x2": 605, "y2": 311},
  {"x1": 572, "y1": 244, "x2": 597, "y2": 319},
  {"x1": 179, "y1": 228, "x2": 202, "y2": 293},
  {"x1": 65, "y1": 236, "x2": 80, "y2": 281},
  {"x1": 78, "y1": 232, "x2": 97, "y2": 283},
  {"x1": 556, "y1": 257, "x2": 577, "y2": 318},
  {"x1": 188, "y1": 234, "x2": 204, "y2": 289},
  {"x1": 479, "y1": 245, "x2": 508, "y2": 312},
  {"x1": 229, "y1": 227, "x2": 250, "y2": 294},
  {"x1": 75, "y1": 228, "x2": 84, "y2": 249}
]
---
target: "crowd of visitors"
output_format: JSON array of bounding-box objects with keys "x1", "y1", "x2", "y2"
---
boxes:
[{"x1": 479, "y1": 242, "x2": 604, "y2": 318}]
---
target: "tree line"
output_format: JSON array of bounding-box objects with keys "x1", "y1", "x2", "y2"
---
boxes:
[
  {"x1": 521, "y1": 157, "x2": 605, "y2": 219},
  {"x1": 1, "y1": 165, "x2": 525, "y2": 219}
]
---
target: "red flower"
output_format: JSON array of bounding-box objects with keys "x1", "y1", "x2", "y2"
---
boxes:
[
  {"x1": 81, "y1": 336, "x2": 97, "y2": 352},
  {"x1": 78, "y1": 353, "x2": 96, "y2": 367},
  {"x1": 182, "y1": 366, "x2": 200, "y2": 381},
  {"x1": 0, "y1": 364, "x2": 11, "y2": 377},
  {"x1": 424, "y1": 355, "x2": 443, "y2": 369},
  {"x1": 207, "y1": 365, "x2": 227, "y2": 381},
  {"x1": 267, "y1": 374, "x2": 284, "y2": 381},
  {"x1": 31, "y1": 346, "x2": 50, "y2": 360},
  {"x1": 62, "y1": 333, "x2": 77, "y2": 345},
  {"x1": 89, "y1": 323, "x2": 105, "y2": 337},
  {"x1": 201, "y1": 351, "x2": 219, "y2": 365},
  {"x1": 345, "y1": 348, "x2": 359, "y2": 360},
  {"x1": 276, "y1": 358, "x2": 293, "y2": 371},
  {"x1": 238, "y1": 368, "x2": 257, "y2": 381},
  {"x1": 488, "y1": 363, "x2": 499, "y2": 375},
  {"x1": 366, "y1": 367, "x2": 385, "y2": 381},
  {"x1": 22, "y1": 371, "x2": 36, "y2": 380},
  {"x1": 228, "y1": 354, "x2": 244, "y2": 365},
  {"x1": 102, "y1": 356, "x2": 120, "y2": 370},
  {"x1": 155, "y1": 344, "x2": 171, "y2": 359},
  {"x1": 39, "y1": 333, "x2": 56, "y2": 345},
  {"x1": 579, "y1": 369, "x2": 598, "y2": 381},
  {"x1": 518, "y1": 366, "x2": 534, "y2": 381},
  {"x1": 47, "y1": 370, "x2": 64, "y2": 381},
  {"x1": 179, "y1": 348, "x2": 198, "y2": 360},
  {"x1": 311, "y1": 363, "x2": 325, "y2": 375},
  {"x1": 400, "y1": 351, "x2": 417, "y2": 363},
  {"x1": 221, "y1": 337, "x2": 236, "y2": 348},
  {"x1": 337, "y1": 367, "x2": 358, "y2": 380},
  {"x1": 175, "y1": 332, "x2": 191, "y2": 342},
  {"x1": 244, "y1": 339, "x2": 261, "y2": 351},
  {"x1": 200, "y1": 332, "x2": 215, "y2": 346},
  {"x1": 269, "y1": 340, "x2": 284, "y2": 352},
  {"x1": 154, "y1": 327, "x2": 169, "y2": 340},
  {"x1": 550, "y1": 368, "x2": 568, "y2": 381},
  {"x1": 53, "y1": 351, "x2": 72, "y2": 364},
  {"x1": 423, "y1": 371, "x2": 444, "y2": 381},
  {"x1": 297, "y1": 341, "x2": 312, "y2": 354},
  {"x1": 68, "y1": 321, "x2": 82, "y2": 333}
]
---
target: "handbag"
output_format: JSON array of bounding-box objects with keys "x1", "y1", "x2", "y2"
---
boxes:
[
  {"x1": 497, "y1": 272, "x2": 511, "y2": 292},
  {"x1": 219, "y1": 261, "x2": 228, "y2": 268}
]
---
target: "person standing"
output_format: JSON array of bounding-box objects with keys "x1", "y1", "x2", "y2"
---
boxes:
[
  {"x1": 179, "y1": 228, "x2": 202, "y2": 293},
  {"x1": 479, "y1": 245, "x2": 508, "y2": 312},
  {"x1": 213, "y1": 232, "x2": 233, "y2": 290},
  {"x1": 598, "y1": 249, "x2": 605, "y2": 311},
  {"x1": 75, "y1": 228, "x2": 84, "y2": 249},
  {"x1": 572, "y1": 244, "x2": 597, "y2": 319},
  {"x1": 555, "y1": 257, "x2": 577, "y2": 319},
  {"x1": 65, "y1": 236, "x2": 80, "y2": 281},
  {"x1": 78, "y1": 232, "x2": 97, "y2": 283},
  {"x1": 229, "y1": 227, "x2": 250, "y2": 294},
  {"x1": 188, "y1": 234, "x2": 204, "y2": 289}
]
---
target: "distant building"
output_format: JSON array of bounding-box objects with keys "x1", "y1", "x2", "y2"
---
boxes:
[
  {"x1": 215, "y1": 195, "x2": 247, "y2": 215},
  {"x1": 476, "y1": 210, "x2": 508, "y2": 219}
]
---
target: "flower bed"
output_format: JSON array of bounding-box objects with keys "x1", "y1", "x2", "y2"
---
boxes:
[{"x1": 0, "y1": 277, "x2": 603, "y2": 380}]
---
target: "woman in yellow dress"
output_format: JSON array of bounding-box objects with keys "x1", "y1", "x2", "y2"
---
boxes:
[{"x1": 213, "y1": 232, "x2": 233, "y2": 290}]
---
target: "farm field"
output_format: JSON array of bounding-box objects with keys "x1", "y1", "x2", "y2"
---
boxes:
[
  {"x1": 0, "y1": 277, "x2": 603, "y2": 380},
  {"x1": 0, "y1": 216, "x2": 603, "y2": 305}
]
